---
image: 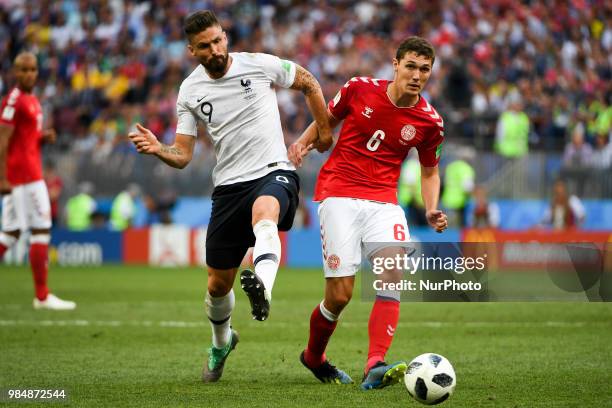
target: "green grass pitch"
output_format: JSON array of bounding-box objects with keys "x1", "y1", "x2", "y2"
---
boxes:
[{"x1": 1, "y1": 265, "x2": 611, "y2": 407}]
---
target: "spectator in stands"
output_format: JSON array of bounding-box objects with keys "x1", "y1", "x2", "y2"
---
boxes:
[
  {"x1": 110, "y1": 183, "x2": 141, "y2": 231},
  {"x1": 43, "y1": 161, "x2": 63, "y2": 226},
  {"x1": 468, "y1": 185, "x2": 500, "y2": 229},
  {"x1": 541, "y1": 179, "x2": 585, "y2": 230},
  {"x1": 65, "y1": 181, "x2": 96, "y2": 231},
  {"x1": 1, "y1": 1, "x2": 610, "y2": 202},
  {"x1": 145, "y1": 188, "x2": 177, "y2": 225},
  {"x1": 441, "y1": 149, "x2": 476, "y2": 228},
  {"x1": 582, "y1": 92, "x2": 611, "y2": 140},
  {"x1": 1, "y1": 1, "x2": 608, "y2": 156},
  {"x1": 562, "y1": 123, "x2": 593, "y2": 168},
  {"x1": 592, "y1": 133, "x2": 612, "y2": 170},
  {"x1": 494, "y1": 98, "x2": 530, "y2": 159}
]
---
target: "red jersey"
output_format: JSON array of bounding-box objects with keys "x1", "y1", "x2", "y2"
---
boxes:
[
  {"x1": 0, "y1": 87, "x2": 44, "y2": 185},
  {"x1": 314, "y1": 77, "x2": 444, "y2": 204}
]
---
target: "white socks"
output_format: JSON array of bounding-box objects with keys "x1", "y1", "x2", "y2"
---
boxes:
[
  {"x1": 0, "y1": 232, "x2": 17, "y2": 248},
  {"x1": 205, "y1": 290, "x2": 235, "y2": 348},
  {"x1": 253, "y1": 219, "x2": 281, "y2": 300},
  {"x1": 377, "y1": 290, "x2": 401, "y2": 302},
  {"x1": 205, "y1": 219, "x2": 280, "y2": 347}
]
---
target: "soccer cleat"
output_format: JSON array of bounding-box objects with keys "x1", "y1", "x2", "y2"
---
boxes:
[
  {"x1": 33, "y1": 294, "x2": 76, "y2": 311},
  {"x1": 300, "y1": 351, "x2": 353, "y2": 384},
  {"x1": 202, "y1": 329, "x2": 239, "y2": 383},
  {"x1": 360, "y1": 360, "x2": 408, "y2": 390},
  {"x1": 240, "y1": 269, "x2": 270, "y2": 321}
]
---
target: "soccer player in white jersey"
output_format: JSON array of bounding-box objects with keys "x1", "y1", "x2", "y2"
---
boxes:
[
  {"x1": 289, "y1": 37, "x2": 448, "y2": 388},
  {"x1": 128, "y1": 10, "x2": 332, "y2": 382}
]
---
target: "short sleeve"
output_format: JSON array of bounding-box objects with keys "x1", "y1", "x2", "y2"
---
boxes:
[
  {"x1": 328, "y1": 78, "x2": 358, "y2": 121},
  {"x1": 175, "y1": 90, "x2": 197, "y2": 137},
  {"x1": 416, "y1": 125, "x2": 444, "y2": 167},
  {"x1": 0, "y1": 96, "x2": 18, "y2": 127},
  {"x1": 256, "y1": 53, "x2": 296, "y2": 88}
]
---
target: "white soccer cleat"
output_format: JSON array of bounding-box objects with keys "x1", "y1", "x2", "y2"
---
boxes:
[{"x1": 33, "y1": 294, "x2": 77, "y2": 311}]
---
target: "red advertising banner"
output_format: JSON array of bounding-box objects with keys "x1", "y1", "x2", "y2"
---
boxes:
[
  {"x1": 461, "y1": 229, "x2": 612, "y2": 270},
  {"x1": 121, "y1": 227, "x2": 288, "y2": 267},
  {"x1": 123, "y1": 228, "x2": 150, "y2": 264}
]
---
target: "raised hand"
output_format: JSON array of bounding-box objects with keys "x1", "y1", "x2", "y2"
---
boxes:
[
  {"x1": 426, "y1": 209, "x2": 448, "y2": 233},
  {"x1": 128, "y1": 123, "x2": 161, "y2": 155},
  {"x1": 42, "y1": 129, "x2": 57, "y2": 144}
]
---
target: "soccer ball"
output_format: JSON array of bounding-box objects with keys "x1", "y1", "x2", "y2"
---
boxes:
[{"x1": 404, "y1": 353, "x2": 456, "y2": 405}]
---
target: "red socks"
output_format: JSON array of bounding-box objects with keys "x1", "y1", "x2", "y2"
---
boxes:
[
  {"x1": 0, "y1": 243, "x2": 7, "y2": 259},
  {"x1": 304, "y1": 303, "x2": 337, "y2": 368},
  {"x1": 304, "y1": 297, "x2": 400, "y2": 372},
  {"x1": 366, "y1": 297, "x2": 400, "y2": 372},
  {"x1": 29, "y1": 243, "x2": 49, "y2": 301}
]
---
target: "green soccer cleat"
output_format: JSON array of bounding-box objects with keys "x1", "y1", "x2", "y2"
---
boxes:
[
  {"x1": 360, "y1": 361, "x2": 408, "y2": 390},
  {"x1": 202, "y1": 329, "x2": 239, "y2": 383}
]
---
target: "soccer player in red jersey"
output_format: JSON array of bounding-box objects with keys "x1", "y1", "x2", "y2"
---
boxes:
[
  {"x1": 289, "y1": 37, "x2": 447, "y2": 388},
  {"x1": 0, "y1": 52, "x2": 76, "y2": 310}
]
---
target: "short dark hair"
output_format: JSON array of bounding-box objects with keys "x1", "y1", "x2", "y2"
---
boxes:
[
  {"x1": 184, "y1": 10, "x2": 220, "y2": 40},
  {"x1": 396, "y1": 36, "x2": 435, "y2": 65}
]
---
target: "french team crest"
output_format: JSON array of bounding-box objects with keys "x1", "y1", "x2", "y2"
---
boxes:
[{"x1": 400, "y1": 124, "x2": 416, "y2": 145}]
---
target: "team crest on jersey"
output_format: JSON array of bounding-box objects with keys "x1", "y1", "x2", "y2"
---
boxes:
[
  {"x1": 399, "y1": 124, "x2": 417, "y2": 145},
  {"x1": 241, "y1": 78, "x2": 255, "y2": 100},
  {"x1": 327, "y1": 254, "x2": 341, "y2": 271}
]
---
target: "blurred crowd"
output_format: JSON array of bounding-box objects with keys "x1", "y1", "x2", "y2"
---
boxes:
[{"x1": 0, "y1": 0, "x2": 609, "y2": 163}]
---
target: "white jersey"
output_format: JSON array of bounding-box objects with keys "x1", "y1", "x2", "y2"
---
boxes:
[{"x1": 176, "y1": 52, "x2": 297, "y2": 186}]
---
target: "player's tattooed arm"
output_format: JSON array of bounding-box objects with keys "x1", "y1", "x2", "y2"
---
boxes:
[
  {"x1": 129, "y1": 123, "x2": 195, "y2": 169},
  {"x1": 290, "y1": 64, "x2": 320, "y2": 96},
  {"x1": 0, "y1": 124, "x2": 14, "y2": 193},
  {"x1": 160, "y1": 145, "x2": 182, "y2": 156},
  {"x1": 290, "y1": 65, "x2": 333, "y2": 152}
]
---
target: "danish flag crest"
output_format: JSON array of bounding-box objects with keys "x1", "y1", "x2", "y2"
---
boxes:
[
  {"x1": 400, "y1": 125, "x2": 417, "y2": 144},
  {"x1": 327, "y1": 254, "x2": 341, "y2": 270}
]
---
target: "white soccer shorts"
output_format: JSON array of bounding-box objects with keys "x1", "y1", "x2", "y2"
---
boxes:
[
  {"x1": 2, "y1": 179, "x2": 52, "y2": 231},
  {"x1": 318, "y1": 197, "x2": 410, "y2": 278}
]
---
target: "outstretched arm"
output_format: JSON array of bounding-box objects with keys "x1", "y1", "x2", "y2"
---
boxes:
[
  {"x1": 288, "y1": 110, "x2": 340, "y2": 167},
  {"x1": 129, "y1": 123, "x2": 195, "y2": 169},
  {"x1": 290, "y1": 65, "x2": 333, "y2": 152},
  {"x1": 421, "y1": 165, "x2": 448, "y2": 233},
  {"x1": 0, "y1": 124, "x2": 14, "y2": 193}
]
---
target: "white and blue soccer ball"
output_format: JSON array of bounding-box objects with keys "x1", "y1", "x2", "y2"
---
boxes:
[{"x1": 404, "y1": 353, "x2": 456, "y2": 405}]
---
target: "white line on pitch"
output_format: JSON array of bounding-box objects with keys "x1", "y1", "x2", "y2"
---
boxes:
[{"x1": 0, "y1": 320, "x2": 609, "y2": 329}]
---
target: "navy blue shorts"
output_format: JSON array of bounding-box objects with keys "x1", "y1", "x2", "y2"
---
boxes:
[{"x1": 205, "y1": 169, "x2": 300, "y2": 269}]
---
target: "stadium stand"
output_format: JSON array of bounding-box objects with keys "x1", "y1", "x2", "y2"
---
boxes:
[{"x1": 0, "y1": 0, "x2": 610, "y2": 230}]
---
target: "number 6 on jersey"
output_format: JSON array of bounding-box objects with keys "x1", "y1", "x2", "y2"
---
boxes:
[{"x1": 366, "y1": 130, "x2": 385, "y2": 152}]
